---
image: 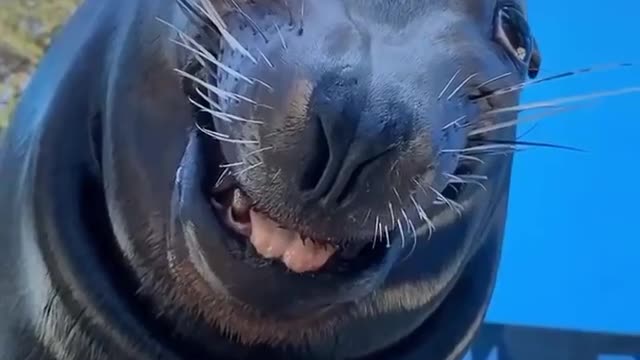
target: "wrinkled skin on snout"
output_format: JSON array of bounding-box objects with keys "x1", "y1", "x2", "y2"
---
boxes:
[{"x1": 0, "y1": 0, "x2": 541, "y2": 359}]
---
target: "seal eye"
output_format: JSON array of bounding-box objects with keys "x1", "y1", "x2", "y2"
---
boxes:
[{"x1": 495, "y1": 4, "x2": 536, "y2": 76}]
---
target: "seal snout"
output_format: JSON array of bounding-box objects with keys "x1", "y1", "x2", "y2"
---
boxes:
[{"x1": 297, "y1": 74, "x2": 407, "y2": 210}]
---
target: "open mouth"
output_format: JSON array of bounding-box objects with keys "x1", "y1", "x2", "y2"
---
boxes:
[{"x1": 196, "y1": 132, "x2": 389, "y2": 275}]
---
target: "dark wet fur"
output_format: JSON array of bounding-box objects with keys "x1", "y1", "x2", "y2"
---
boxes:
[{"x1": 0, "y1": 0, "x2": 638, "y2": 359}]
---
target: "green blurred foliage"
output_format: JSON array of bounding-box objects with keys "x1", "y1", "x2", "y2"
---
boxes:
[{"x1": 0, "y1": 0, "x2": 80, "y2": 129}]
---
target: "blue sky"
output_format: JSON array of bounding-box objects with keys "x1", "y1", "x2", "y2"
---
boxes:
[{"x1": 486, "y1": 1, "x2": 640, "y2": 334}]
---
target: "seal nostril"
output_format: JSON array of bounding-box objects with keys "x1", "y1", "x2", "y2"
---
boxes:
[
  {"x1": 300, "y1": 115, "x2": 331, "y2": 192},
  {"x1": 334, "y1": 152, "x2": 384, "y2": 207}
]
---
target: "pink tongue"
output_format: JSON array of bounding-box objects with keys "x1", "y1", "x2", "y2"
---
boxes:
[{"x1": 249, "y1": 209, "x2": 336, "y2": 273}]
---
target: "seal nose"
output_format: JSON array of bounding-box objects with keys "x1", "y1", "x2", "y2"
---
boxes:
[{"x1": 299, "y1": 75, "x2": 400, "y2": 208}]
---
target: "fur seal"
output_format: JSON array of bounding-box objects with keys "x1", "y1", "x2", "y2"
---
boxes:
[{"x1": 0, "y1": 0, "x2": 541, "y2": 359}]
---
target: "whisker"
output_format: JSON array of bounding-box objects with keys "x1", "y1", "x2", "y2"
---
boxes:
[
  {"x1": 469, "y1": 104, "x2": 585, "y2": 137},
  {"x1": 436, "y1": 191, "x2": 464, "y2": 216},
  {"x1": 410, "y1": 194, "x2": 435, "y2": 236},
  {"x1": 388, "y1": 202, "x2": 396, "y2": 226},
  {"x1": 157, "y1": 17, "x2": 256, "y2": 85},
  {"x1": 400, "y1": 218, "x2": 419, "y2": 263},
  {"x1": 447, "y1": 73, "x2": 478, "y2": 101},
  {"x1": 195, "y1": 87, "x2": 222, "y2": 110},
  {"x1": 443, "y1": 140, "x2": 583, "y2": 155},
  {"x1": 234, "y1": 161, "x2": 264, "y2": 177},
  {"x1": 438, "y1": 69, "x2": 462, "y2": 100},
  {"x1": 271, "y1": 169, "x2": 282, "y2": 181},
  {"x1": 397, "y1": 219, "x2": 405, "y2": 248},
  {"x1": 189, "y1": 97, "x2": 264, "y2": 124},
  {"x1": 176, "y1": 69, "x2": 259, "y2": 105},
  {"x1": 176, "y1": 0, "x2": 208, "y2": 26},
  {"x1": 486, "y1": 86, "x2": 640, "y2": 116},
  {"x1": 362, "y1": 209, "x2": 372, "y2": 226},
  {"x1": 417, "y1": 182, "x2": 463, "y2": 216},
  {"x1": 476, "y1": 71, "x2": 513, "y2": 89},
  {"x1": 392, "y1": 187, "x2": 403, "y2": 204},
  {"x1": 475, "y1": 139, "x2": 585, "y2": 152},
  {"x1": 373, "y1": 216, "x2": 380, "y2": 249},
  {"x1": 195, "y1": 122, "x2": 259, "y2": 144},
  {"x1": 389, "y1": 159, "x2": 400, "y2": 175},
  {"x1": 477, "y1": 62, "x2": 634, "y2": 101},
  {"x1": 282, "y1": 0, "x2": 294, "y2": 27},
  {"x1": 384, "y1": 225, "x2": 391, "y2": 248},
  {"x1": 196, "y1": 0, "x2": 258, "y2": 63},
  {"x1": 258, "y1": 49, "x2": 275, "y2": 68},
  {"x1": 444, "y1": 173, "x2": 487, "y2": 191},
  {"x1": 274, "y1": 22, "x2": 287, "y2": 50},
  {"x1": 516, "y1": 123, "x2": 541, "y2": 140},
  {"x1": 400, "y1": 208, "x2": 411, "y2": 230},
  {"x1": 245, "y1": 146, "x2": 273, "y2": 157},
  {"x1": 219, "y1": 161, "x2": 244, "y2": 168},
  {"x1": 442, "y1": 143, "x2": 519, "y2": 154},
  {"x1": 229, "y1": 0, "x2": 269, "y2": 43},
  {"x1": 458, "y1": 174, "x2": 489, "y2": 181},
  {"x1": 442, "y1": 115, "x2": 468, "y2": 131},
  {"x1": 399, "y1": 208, "x2": 413, "y2": 251},
  {"x1": 456, "y1": 154, "x2": 485, "y2": 164},
  {"x1": 215, "y1": 167, "x2": 231, "y2": 188},
  {"x1": 251, "y1": 77, "x2": 274, "y2": 92}
]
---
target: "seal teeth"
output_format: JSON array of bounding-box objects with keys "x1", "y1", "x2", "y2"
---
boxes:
[
  {"x1": 248, "y1": 209, "x2": 337, "y2": 273},
  {"x1": 231, "y1": 188, "x2": 252, "y2": 219}
]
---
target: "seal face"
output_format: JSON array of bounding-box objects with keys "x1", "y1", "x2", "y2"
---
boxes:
[
  {"x1": 169, "y1": 0, "x2": 539, "y2": 317},
  {"x1": 0, "y1": 0, "x2": 541, "y2": 359}
]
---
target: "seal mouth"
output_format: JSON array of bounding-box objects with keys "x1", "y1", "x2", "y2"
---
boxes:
[{"x1": 199, "y1": 134, "x2": 389, "y2": 274}]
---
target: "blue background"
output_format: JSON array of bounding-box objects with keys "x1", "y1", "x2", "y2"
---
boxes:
[{"x1": 486, "y1": 1, "x2": 640, "y2": 334}]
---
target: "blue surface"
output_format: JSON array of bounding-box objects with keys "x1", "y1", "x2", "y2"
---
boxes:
[{"x1": 486, "y1": 1, "x2": 640, "y2": 334}]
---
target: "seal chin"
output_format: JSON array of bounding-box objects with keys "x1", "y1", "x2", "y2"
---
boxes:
[{"x1": 169, "y1": 130, "x2": 401, "y2": 317}]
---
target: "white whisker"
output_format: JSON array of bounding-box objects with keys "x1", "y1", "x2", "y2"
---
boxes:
[
  {"x1": 157, "y1": 17, "x2": 256, "y2": 85},
  {"x1": 258, "y1": 49, "x2": 275, "y2": 68},
  {"x1": 456, "y1": 154, "x2": 485, "y2": 164},
  {"x1": 195, "y1": 87, "x2": 223, "y2": 110},
  {"x1": 438, "y1": 69, "x2": 462, "y2": 100},
  {"x1": 469, "y1": 104, "x2": 584, "y2": 137},
  {"x1": 447, "y1": 73, "x2": 478, "y2": 101},
  {"x1": 362, "y1": 209, "x2": 372, "y2": 226},
  {"x1": 176, "y1": 69, "x2": 258, "y2": 105},
  {"x1": 195, "y1": 122, "x2": 259, "y2": 144},
  {"x1": 384, "y1": 225, "x2": 391, "y2": 248},
  {"x1": 402, "y1": 218, "x2": 419, "y2": 262},
  {"x1": 444, "y1": 173, "x2": 487, "y2": 191},
  {"x1": 388, "y1": 202, "x2": 395, "y2": 226},
  {"x1": 215, "y1": 167, "x2": 230, "y2": 188},
  {"x1": 274, "y1": 22, "x2": 287, "y2": 50},
  {"x1": 425, "y1": 184, "x2": 463, "y2": 216},
  {"x1": 486, "y1": 86, "x2": 640, "y2": 116},
  {"x1": 245, "y1": 146, "x2": 273, "y2": 157},
  {"x1": 397, "y1": 219, "x2": 405, "y2": 248},
  {"x1": 442, "y1": 115, "x2": 468, "y2": 130},
  {"x1": 189, "y1": 97, "x2": 264, "y2": 124},
  {"x1": 373, "y1": 216, "x2": 380, "y2": 249},
  {"x1": 476, "y1": 72, "x2": 513, "y2": 89},
  {"x1": 235, "y1": 161, "x2": 264, "y2": 177},
  {"x1": 219, "y1": 162, "x2": 244, "y2": 168},
  {"x1": 441, "y1": 143, "x2": 519, "y2": 154},
  {"x1": 410, "y1": 194, "x2": 435, "y2": 236},
  {"x1": 480, "y1": 63, "x2": 634, "y2": 100},
  {"x1": 197, "y1": 0, "x2": 258, "y2": 63}
]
